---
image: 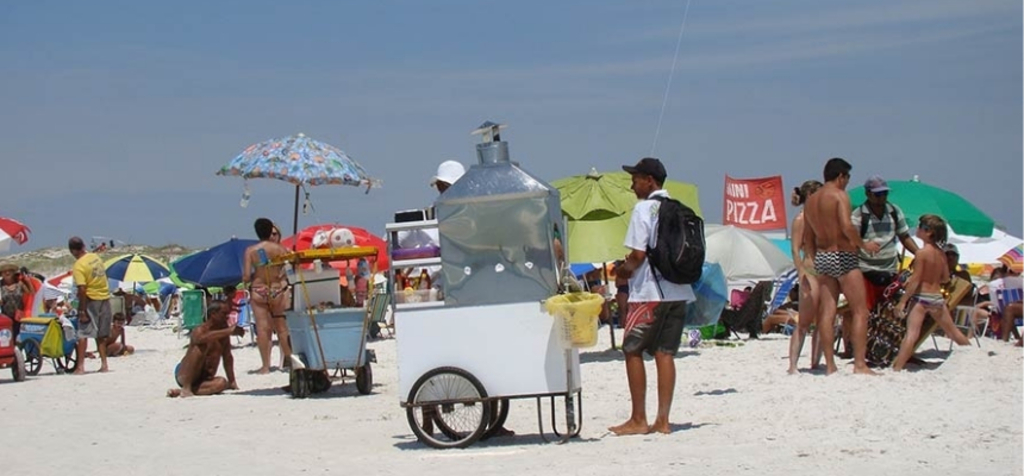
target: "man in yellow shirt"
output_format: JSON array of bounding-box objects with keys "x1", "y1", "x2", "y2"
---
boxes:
[{"x1": 69, "y1": 236, "x2": 112, "y2": 374}]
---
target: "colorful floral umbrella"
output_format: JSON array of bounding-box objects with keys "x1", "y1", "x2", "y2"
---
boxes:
[
  {"x1": 999, "y1": 244, "x2": 1023, "y2": 274},
  {"x1": 0, "y1": 217, "x2": 31, "y2": 252},
  {"x1": 281, "y1": 224, "x2": 389, "y2": 272},
  {"x1": 216, "y1": 133, "x2": 380, "y2": 242},
  {"x1": 104, "y1": 254, "x2": 171, "y2": 283}
]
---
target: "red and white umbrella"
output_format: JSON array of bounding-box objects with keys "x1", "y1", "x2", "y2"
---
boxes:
[{"x1": 0, "y1": 217, "x2": 31, "y2": 252}]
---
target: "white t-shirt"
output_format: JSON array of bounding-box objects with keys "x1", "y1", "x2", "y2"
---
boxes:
[{"x1": 624, "y1": 189, "x2": 696, "y2": 303}]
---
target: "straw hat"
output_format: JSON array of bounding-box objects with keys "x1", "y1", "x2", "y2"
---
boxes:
[{"x1": 0, "y1": 263, "x2": 19, "y2": 273}]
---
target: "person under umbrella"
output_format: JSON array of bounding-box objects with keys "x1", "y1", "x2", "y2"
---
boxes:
[{"x1": 242, "y1": 218, "x2": 292, "y2": 374}]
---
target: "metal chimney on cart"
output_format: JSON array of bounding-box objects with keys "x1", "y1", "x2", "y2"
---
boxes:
[{"x1": 434, "y1": 121, "x2": 563, "y2": 307}]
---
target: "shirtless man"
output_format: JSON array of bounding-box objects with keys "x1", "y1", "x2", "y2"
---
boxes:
[
  {"x1": 167, "y1": 300, "x2": 240, "y2": 397},
  {"x1": 891, "y1": 215, "x2": 970, "y2": 370},
  {"x1": 802, "y1": 158, "x2": 881, "y2": 375},
  {"x1": 243, "y1": 218, "x2": 292, "y2": 374}
]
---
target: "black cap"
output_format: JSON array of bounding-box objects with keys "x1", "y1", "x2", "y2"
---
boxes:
[{"x1": 622, "y1": 157, "x2": 667, "y2": 182}]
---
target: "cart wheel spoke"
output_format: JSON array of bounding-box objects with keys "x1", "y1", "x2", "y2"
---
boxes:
[{"x1": 405, "y1": 367, "x2": 490, "y2": 449}]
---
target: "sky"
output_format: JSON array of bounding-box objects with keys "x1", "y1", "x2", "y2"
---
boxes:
[{"x1": 1, "y1": 0, "x2": 1021, "y2": 252}]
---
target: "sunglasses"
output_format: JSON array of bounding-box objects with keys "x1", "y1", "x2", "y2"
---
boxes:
[
  {"x1": 872, "y1": 191, "x2": 888, "y2": 198},
  {"x1": 918, "y1": 223, "x2": 931, "y2": 231}
]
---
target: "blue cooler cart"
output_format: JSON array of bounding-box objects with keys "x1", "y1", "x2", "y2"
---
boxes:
[
  {"x1": 275, "y1": 247, "x2": 379, "y2": 398},
  {"x1": 17, "y1": 315, "x2": 79, "y2": 375}
]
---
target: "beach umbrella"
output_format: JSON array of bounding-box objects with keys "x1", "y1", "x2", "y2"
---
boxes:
[
  {"x1": 999, "y1": 244, "x2": 1023, "y2": 274},
  {"x1": 685, "y1": 262, "x2": 728, "y2": 328},
  {"x1": 849, "y1": 176, "x2": 994, "y2": 237},
  {"x1": 552, "y1": 169, "x2": 701, "y2": 263},
  {"x1": 216, "y1": 133, "x2": 380, "y2": 243},
  {"x1": 171, "y1": 238, "x2": 259, "y2": 287},
  {"x1": 0, "y1": 217, "x2": 30, "y2": 252},
  {"x1": 104, "y1": 254, "x2": 170, "y2": 283},
  {"x1": 281, "y1": 224, "x2": 389, "y2": 272},
  {"x1": 704, "y1": 224, "x2": 794, "y2": 285}
]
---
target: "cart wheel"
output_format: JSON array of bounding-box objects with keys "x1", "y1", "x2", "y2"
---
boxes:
[
  {"x1": 12, "y1": 348, "x2": 27, "y2": 382},
  {"x1": 355, "y1": 363, "x2": 372, "y2": 395},
  {"x1": 21, "y1": 341, "x2": 42, "y2": 376},
  {"x1": 311, "y1": 370, "x2": 332, "y2": 393},
  {"x1": 405, "y1": 367, "x2": 491, "y2": 449},
  {"x1": 481, "y1": 398, "x2": 511, "y2": 440},
  {"x1": 290, "y1": 369, "x2": 310, "y2": 399},
  {"x1": 55, "y1": 346, "x2": 79, "y2": 374}
]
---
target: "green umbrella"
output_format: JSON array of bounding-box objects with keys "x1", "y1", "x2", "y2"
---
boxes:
[
  {"x1": 552, "y1": 169, "x2": 702, "y2": 263},
  {"x1": 849, "y1": 177, "x2": 994, "y2": 237}
]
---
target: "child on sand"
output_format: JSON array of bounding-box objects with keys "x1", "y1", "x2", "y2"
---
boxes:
[{"x1": 891, "y1": 214, "x2": 970, "y2": 371}]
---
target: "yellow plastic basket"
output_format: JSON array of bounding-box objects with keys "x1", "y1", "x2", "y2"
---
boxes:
[{"x1": 544, "y1": 292, "x2": 604, "y2": 348}]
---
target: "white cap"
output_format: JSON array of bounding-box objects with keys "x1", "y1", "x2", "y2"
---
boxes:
[{"x1": 430, "y1": 160, "x2": 465, "y2": 187}]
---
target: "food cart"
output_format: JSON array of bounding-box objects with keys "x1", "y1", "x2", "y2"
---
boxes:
[
  {"x1": 386, "y1": 122, "x2": 594, "y2": 449},
  {"x1": 274, "y1": 247, "x2": 380, "y2": 398}
]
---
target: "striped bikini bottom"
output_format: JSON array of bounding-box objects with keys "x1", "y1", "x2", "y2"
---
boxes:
[{"x1": 910, "y1": 293, "x2": 945, "y2": 309}]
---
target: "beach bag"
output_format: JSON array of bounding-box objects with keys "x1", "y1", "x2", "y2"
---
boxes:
[
  {"x1": 40, "y1": 319, "x2": 65, "y2": 358},
  {"x1": 647, "y1": 196, "x2": 705, "y2": 285}
]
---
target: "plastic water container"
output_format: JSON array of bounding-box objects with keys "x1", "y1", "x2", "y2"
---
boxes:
[{"x1": 544, "y1": 292, "x2": 604, "y2": 348}]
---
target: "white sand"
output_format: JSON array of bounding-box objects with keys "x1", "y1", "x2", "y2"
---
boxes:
[{"x1": 2, "y1": 325, "x2": 1021, "y2": 476}]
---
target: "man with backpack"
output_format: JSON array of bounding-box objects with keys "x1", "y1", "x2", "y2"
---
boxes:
[
  {"x1": 610, "y1": 157, "x2": 699, "y2": 436},
  {"x1": 850, "y1": 175, "x2": 918, "y2": 312}
]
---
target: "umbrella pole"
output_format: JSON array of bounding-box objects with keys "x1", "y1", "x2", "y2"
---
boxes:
[{"x1": 292, "y1": 184, "x2": 300, "y2": 251}]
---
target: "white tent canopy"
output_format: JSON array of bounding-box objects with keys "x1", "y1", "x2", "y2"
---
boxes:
[{"x1": 904, "y1": 227, "x2": 1021, "y2": 264}]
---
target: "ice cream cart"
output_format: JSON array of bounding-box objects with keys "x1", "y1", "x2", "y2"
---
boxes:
[
  {"x1": 274, "y1": 247, "x2": 380, "y2": 398},
  {"x1": 387, "y1": 122, "x2": 592, "y2": 449}
]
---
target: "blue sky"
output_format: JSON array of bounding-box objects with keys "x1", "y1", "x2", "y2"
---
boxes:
[{"x1": 1, "y1": 0, "x2": 1020, "y2": 251}]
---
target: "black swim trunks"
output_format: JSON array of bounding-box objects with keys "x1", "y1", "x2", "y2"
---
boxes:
[
  {"x1": 621, "y1": 301, "x2": 687, "y2": 356},
  {"x1": 813, "y1": 251, "x2": 859, "y2": 278}
]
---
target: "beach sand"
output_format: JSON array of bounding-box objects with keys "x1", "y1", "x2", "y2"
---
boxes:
[{"x1": 2, "y1": 325, "x2": 1020, "y2": 476}]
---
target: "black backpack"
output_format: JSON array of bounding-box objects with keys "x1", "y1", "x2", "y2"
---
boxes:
[{"x1": 646, "y1": 196, "x2": 705, "y2": 285}]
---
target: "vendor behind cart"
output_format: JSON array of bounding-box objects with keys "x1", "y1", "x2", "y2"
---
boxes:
[{"x1": 394, "y1": 160, "x2": 465, "y2": 292}]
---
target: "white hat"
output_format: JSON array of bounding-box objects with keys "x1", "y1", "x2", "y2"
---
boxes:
[{"x1": 430, "y1": 160, "x2": 466, "y2": 187}]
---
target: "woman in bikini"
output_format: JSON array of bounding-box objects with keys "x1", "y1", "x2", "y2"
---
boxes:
[
  {"x1": 243, "y1": 218, "x2": 292, "y2": 374},
  {"x1": 891, "y1": 214, "x2": 970, "y2": 371},
  {"x1": 787, "y1": 180, "x2": 823, "y2": 374}
]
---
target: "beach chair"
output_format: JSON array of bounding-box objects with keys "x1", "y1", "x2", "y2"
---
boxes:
[
  {"x1": 767, "y1": 270, "x2": 798, "y2": 316},
  {"x1": 177, "y1": 289, "x2": 207, "y2": 338},
  {"x1": 720, "y1": 281, "x2": 772, "y2": 339},
  {"x1": 366, "y1": 290, "x2": 393, "y2": 339},
  {"x1": 234, "y1": 290, "x2": 256, "y2": 346},
  {"x1": 995, "y1": 287, "x2": 1023, "y2": 340}
]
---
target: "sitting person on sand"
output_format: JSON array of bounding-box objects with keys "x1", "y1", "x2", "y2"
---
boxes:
[
  {"x1": 106, "y1": 313, "x2": 135, "y2": 356},
  {"x1": 167, "y1": 300, "x2": 242, "y2": 398},
  {"x1": 762, "y1": 285, "x2": 800, "y2": 335},
  {"x1": 891, "y1": 215, "x2": 971, "y2": 371}
]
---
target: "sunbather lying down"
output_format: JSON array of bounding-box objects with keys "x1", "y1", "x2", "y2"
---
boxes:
[{"x1": 167, "y1": 301, "x2": 240, "y2": 398}]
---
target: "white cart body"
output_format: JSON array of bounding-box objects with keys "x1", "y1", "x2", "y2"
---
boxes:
[{"x1": 396, "y1": 301, "x2": 580, "y2": 400}]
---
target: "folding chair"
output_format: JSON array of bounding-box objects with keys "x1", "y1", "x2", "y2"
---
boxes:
[
  {"x1": 720, "y1": 281, "x2": 772, "y2": 339},
  {"x1": 995, "y1": 287, "x2": 1023, "y2": 340},
  {"x1": 366, "y1": 290, "x2": 393, "y2": 339},
  {"x1": 932, "y1": 305, "x2": 986, "y2": 351},
  {"x1": 177, "y1": 289, "x2": 208, "y2": 338},
  {"x1": 233, "y1": 290, "x2": 256, "y2": 346}
]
